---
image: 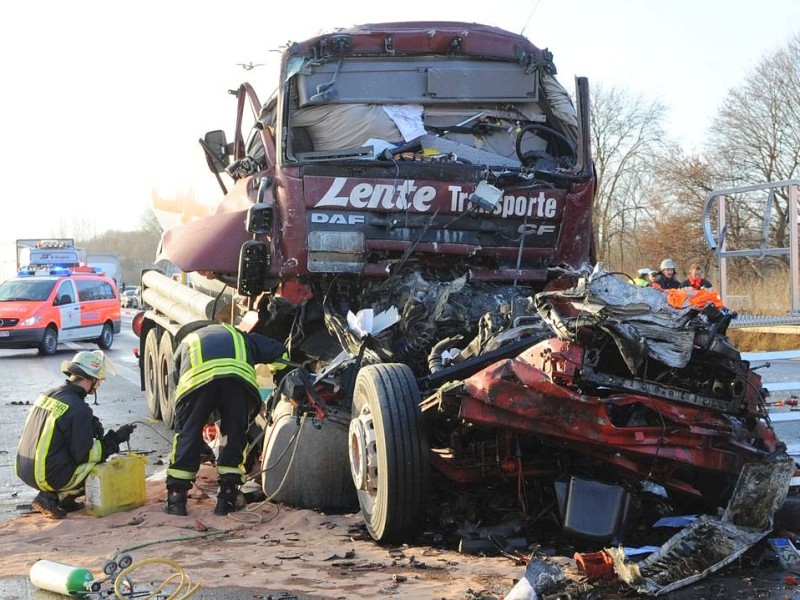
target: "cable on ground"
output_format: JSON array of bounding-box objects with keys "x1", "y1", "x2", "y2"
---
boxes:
[{"x1": 112, "y1": 556, "x2": 201, "y2": 600}]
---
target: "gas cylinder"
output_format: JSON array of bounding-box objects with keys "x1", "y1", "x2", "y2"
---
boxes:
[{"x1": 29, "y1": 559, "x2": 101, "y2": 596}]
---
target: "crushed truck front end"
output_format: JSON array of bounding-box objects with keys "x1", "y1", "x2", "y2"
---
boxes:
[{"x1": 273, "y1": 21, "x2": 594, "y2": 284}]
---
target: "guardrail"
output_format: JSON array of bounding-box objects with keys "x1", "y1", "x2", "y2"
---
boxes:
[{"x1": 742, "y1": 350, "x2": 800, "y2": 396}]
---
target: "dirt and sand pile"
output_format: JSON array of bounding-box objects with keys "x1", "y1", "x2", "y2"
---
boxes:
[
  {"x1": 0, "y1": 464, "x2": 519, "y2": 599},
  {"x1": 728, "y1": 330, "x2": 800, "y2": 352}
]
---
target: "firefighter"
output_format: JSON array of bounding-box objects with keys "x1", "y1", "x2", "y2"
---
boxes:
[
  {"x1": 15, "y1": 351, "x2": 135, "y2": 519},
  {"x1": 165, "y1": 322, "x2": 285, "y2": 516},
  {"x1": 632, "y1": 267, "x2": 652, "y2": 286},
  {"x1": 654, "y1": 258, "x2": 681, "y2": 289}
]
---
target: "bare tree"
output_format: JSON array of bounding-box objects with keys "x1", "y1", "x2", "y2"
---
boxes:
[
  {"x1": 706, "y1": 33, "x2": 800, "y2": 270},
  {"x1": 50, "y1": 216, "x2": 96, "y2": 241},
  {"x1": 139, "y1": 207, "x2": 164, "y2": 236},
  {"x1": 634, "y1": 149, "x2": 719, "y2": 280},
  {"x1": 590, "y1": 84, "x2": 668, "y2": 273}
]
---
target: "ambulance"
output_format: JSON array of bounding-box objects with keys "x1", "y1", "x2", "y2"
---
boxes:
[{"x1": 0, "y1": 268, "x2": 121, "y2": 355}]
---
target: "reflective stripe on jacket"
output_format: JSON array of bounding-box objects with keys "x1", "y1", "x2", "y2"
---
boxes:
[
  {"x1": 15, "y1": 382, "x2": 103, "y2": 492},
  {"x1": 173, "y1": 323, "x2": 259, "y2": 405}
]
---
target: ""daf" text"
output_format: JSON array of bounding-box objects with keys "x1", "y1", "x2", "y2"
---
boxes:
[{"x1": 310, "y1": 213, "x2": 366, "y2": 225}]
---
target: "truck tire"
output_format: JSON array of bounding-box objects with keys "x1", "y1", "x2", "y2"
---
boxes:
[
  {"x1": 38, "y1": 327, "x2": 58, "y2": 356},
  {"x1": 157, "y1": 333, "x2": 176, "y2": 430},
  {"x1": 143, "y1": 329, "x2": 161, "y2": 420},
  {"x1": 349, "y1": 363, "x2": 429, "y2": 542},
  {"x1": 263, "y1": 400, "x2": 357, "y2": 509},
  {"x1": 97, "y1": 323, "x2": 114, "y2": 350}
]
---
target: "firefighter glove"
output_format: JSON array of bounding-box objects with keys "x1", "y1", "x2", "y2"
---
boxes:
[
  {"x1": 115, "y1": 423, "x2": 137, "y2": 443},
  {"x1": 101, "y1": 430, "x2": 121, "y2": 459}
]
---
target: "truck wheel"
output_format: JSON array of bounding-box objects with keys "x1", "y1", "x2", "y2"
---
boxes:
[
  {"x1": 157, "y1": 333, "x2": 176, "y2": 430},
  {"x1": 97, "y1": 323, "x2": 114, "y2": 350},
  {"x1": 38, "y1": 327, "x2": 58, "y2": 356},
  {"x1": 143, "y1": 329, "x2": 161, "y2": 420},
  {"x1": 349, "y1": 363, "x2": 429, "y2": 542}
]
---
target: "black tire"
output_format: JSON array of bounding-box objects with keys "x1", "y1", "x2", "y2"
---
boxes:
[
  {"x1": 143, "y1": 329, "x2": 161, "y2": 420},
  {"x1": 349, "y1": 363, "x2": 428, "y2": 542},
  {"x1": 97, "y1": 322, "x2": 114, "y2": 350},
  {"x1": 37, "y1": 327, "x2": 58, "y2": 356},
  {"x1": 157, "y1": 333, "x2": 176, "y2": 430}
]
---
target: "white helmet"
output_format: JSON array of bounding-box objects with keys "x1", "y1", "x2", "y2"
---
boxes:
[
  {"x1": 660, "y1": 258, "x2": 676, "y2": 271},
  {"x1": 61, "y1": 350, "x2": 108, "y2": 381}
]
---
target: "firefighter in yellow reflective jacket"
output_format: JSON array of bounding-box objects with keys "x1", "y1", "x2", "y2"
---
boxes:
[
  {"x1": 165, "y1": 323, "x2": 285, "y2": 516},
  {"x1": 15, "y1": 351, "x2": 135, "y2": 519}
]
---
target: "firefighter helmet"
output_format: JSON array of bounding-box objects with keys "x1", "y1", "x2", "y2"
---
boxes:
[
  {"x1": 61, "y1": 350, "x2": 108, "y2": 381},
  {"x1": 660, "y1": 258, "x2": 676, "y2": 271}
]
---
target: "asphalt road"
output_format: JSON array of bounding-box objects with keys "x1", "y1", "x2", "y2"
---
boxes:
[{"x1": 0, "y1": 312, "x2": 799, "y2": 599}]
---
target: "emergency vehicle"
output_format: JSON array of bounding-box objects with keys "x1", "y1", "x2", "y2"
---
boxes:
[{"x1": 0, "y1": 267, "x2": 121, "y2": 355}]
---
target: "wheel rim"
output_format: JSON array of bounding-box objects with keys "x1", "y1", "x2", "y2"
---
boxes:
[
  {"x1": 44, "y1": 331, "x2": 57, "y2": 353},
  {"x1": 157, "y1": 338, "x2": 175, "y2": 427},
  {"x1": 158, "y1": 353, "x2": 172, "y2": 420},
  {"x1": 144, "y1": 332, "x2": 159, "y2": 416},
  {"x1": 349, "y1": 407, "x2": 378, "y2": 510},
  {"x1": 145, "y1": 354, "x2": 156, "y2": 390}
]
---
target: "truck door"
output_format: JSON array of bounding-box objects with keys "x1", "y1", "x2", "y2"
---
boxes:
[{"x1": 55, "y1": 280, "x2": 79, "y2": 340}]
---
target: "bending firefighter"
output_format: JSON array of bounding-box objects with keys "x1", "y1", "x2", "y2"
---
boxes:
[
  {"x1": 15, "y1": 351, "x2": 136, "y2": 519},
  {"x1": 165, "y1": 323, "x2": 285, "y2": 516}
]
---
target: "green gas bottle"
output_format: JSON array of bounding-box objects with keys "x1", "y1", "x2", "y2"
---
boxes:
[{"x1": 29, "y1": 559, "x2": 101, "y2": 596}]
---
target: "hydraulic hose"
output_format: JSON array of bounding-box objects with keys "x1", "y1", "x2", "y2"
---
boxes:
[{"x1": 113, "y1": 557, "x2": 201, "y2": 600}]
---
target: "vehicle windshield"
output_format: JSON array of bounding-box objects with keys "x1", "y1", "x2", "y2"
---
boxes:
[
  {"x1": 284, "y1": 55, "x2": 579, "y2": 174},
  {"x1": 0, "y1": 279, "x2": 56, "y2": 302}
]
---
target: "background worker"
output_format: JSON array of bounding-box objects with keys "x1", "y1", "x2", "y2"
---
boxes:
[
  {"x1": 654, "y1": 258, "x2": 681, "y2": 289},
  {"x1": 633, "y1": 267, "x2": 652, "y2": 286},
  {"x1": 682, "y1": 263, "x2": 713, "y2": 289},
  {"x1": 165, "y1": 322, "x2": 286, "y2": 517},
  {"x1": 15, "y1": 351, "x2": 136, "y2": 519},
  {"x1": 648, "y1": 269, "x2": 660, "y2": 287}
]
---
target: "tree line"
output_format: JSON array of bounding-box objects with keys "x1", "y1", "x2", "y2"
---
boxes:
[{"x1": 591, "y1": 33, "x2": 799, "y2": 292}]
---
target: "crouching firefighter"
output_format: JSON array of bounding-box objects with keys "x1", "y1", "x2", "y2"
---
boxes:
[
  {"x1": 15, "y1": 351, "x2": 136, "y2": 519},
  {"x1": 165, "y1": 322, "x2": 286, "y2": 516}
]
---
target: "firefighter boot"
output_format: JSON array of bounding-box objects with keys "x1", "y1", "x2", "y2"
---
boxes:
[
  {"x1": 31, "y1": 492, "x2": 66, "y2": 520},
  {"x1": 165, "y1": 487, "x2": 189, "y2": 516},
  {"x1": 214, "y1": 475, "x2": 241, "y2": 516},
  {"x1": 58, "y1": 493, "x2": 85, "y2": 513}
]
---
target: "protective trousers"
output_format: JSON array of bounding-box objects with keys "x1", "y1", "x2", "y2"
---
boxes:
[{"x1": 166, "y1": 379, "x2": 251, "y2": 489}]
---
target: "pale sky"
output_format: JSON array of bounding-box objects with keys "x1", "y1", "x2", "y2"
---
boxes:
[{"x1": 0, "y1": 0, "x2": 797, "y2": 244}]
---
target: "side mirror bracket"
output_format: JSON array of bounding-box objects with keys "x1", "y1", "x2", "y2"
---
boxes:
[{"x1": 199, "y1": 130, "x2": 230, "y2": 174}]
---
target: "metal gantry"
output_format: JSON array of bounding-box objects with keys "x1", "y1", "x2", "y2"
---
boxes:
[{"x1": 703, "y1": 179, "x2": 800, "y2": 326}]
